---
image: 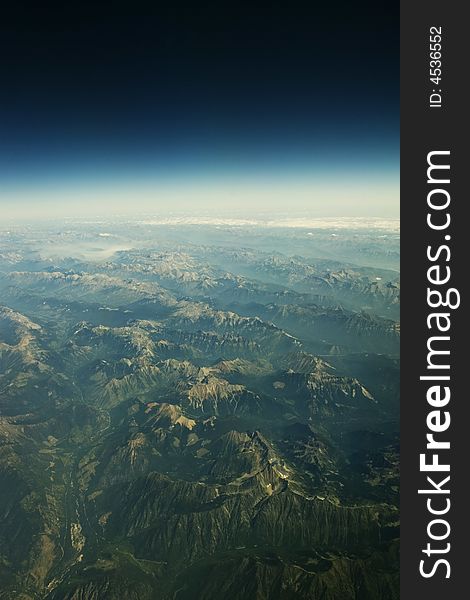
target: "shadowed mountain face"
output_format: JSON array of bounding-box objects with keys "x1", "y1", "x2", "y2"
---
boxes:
[{"x1": 0, "y1": 221, "x2": 399, "y2": 599}]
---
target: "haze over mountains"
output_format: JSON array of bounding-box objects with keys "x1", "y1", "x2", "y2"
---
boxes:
[{"x1": 0, "y1": 218, "x2": 399, "y2": 599}]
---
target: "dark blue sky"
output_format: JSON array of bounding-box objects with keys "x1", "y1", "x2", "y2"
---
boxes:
[{"x1": 0, "y1": 1, "x2": 399, "y2": 217}]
